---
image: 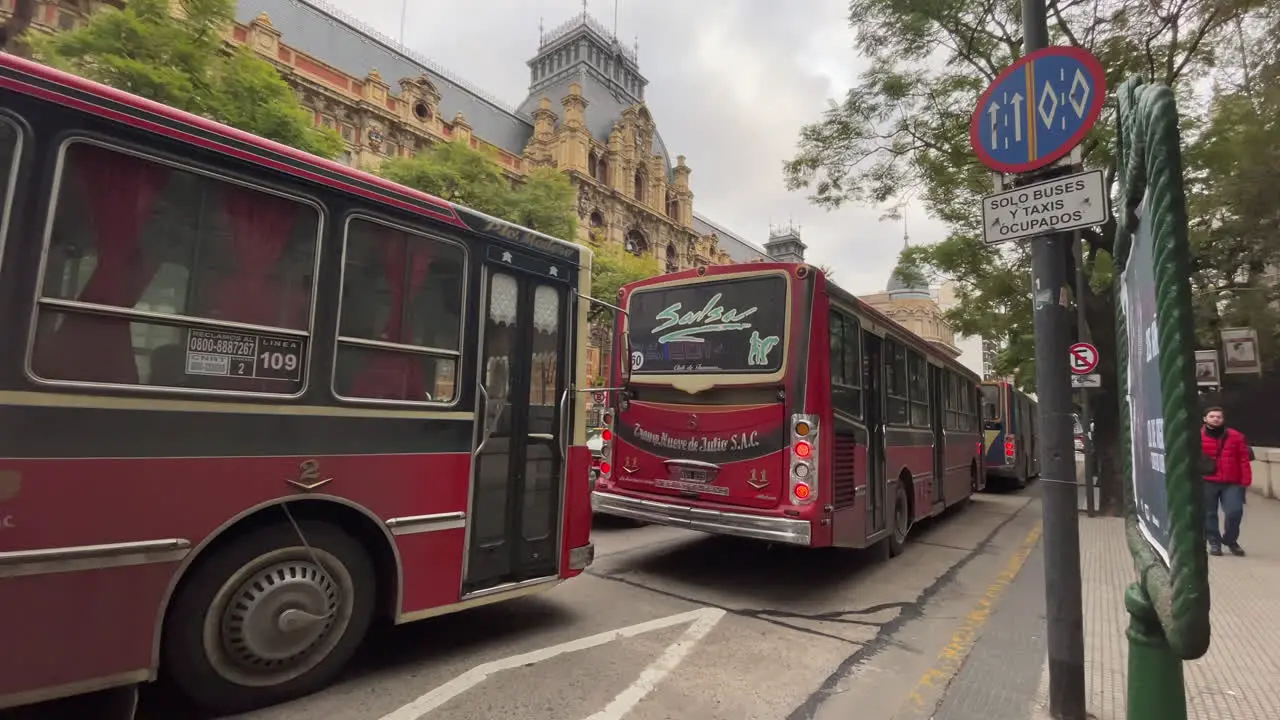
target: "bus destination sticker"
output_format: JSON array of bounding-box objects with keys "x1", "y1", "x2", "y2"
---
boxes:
[{"x1": 185, "y1": 329, "x2": 304, "y2": 382}]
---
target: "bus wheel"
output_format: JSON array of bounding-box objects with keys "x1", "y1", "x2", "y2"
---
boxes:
[
  {"x1": 162, "y1": 520, "x2": 376, "y2": 715},
  {"x1": 889, "y1": 483, "x2": 911, "y2": 557}
]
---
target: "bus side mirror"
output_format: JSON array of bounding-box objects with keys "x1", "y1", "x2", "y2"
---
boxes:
[{"x1": 578, "y1": 292, "x2": 630, "y2": 383}]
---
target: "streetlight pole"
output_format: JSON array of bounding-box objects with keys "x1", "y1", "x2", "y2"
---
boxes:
[{"x1": 1022, "y1": 0, "x2": 1088, "y2": 717}]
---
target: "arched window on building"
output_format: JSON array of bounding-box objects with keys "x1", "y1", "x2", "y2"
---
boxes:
[
  {"x1": 665, "y1": 244, "x2": 678, "y2": 273},
  {"x1": 589, "y1": 211, "x2": 604, "y2": 229},
  {"x1": 593, "y1": 154, "x2": 609, "y2": 185},
  {"x1": 588, "y1": 151, "x2": 599, "y2": 179},
  {"x1": 625, "y1": 228, "x2": 648, "y2": 257},
  {"x1": 666, "y1": 197, "x2": 679, "y2": 220},
  {"x1": 634, "y1": 169, "x2": 646, "y2": 203}
]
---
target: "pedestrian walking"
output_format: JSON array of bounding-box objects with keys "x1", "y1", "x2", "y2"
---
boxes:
[{"x1": 1201, "y1": 406, "x2": 1252, "y2": 556}]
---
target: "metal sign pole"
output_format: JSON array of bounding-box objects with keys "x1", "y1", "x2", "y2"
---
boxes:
[
  {"x1": 1022, "y1": 0, "x2": 1087, "y2": 716},
  {"x1": 1074, "y1": 231, "x2": 1097, "y2": 518}
]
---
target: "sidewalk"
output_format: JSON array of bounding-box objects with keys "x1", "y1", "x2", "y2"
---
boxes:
[{"x1": 931, "y1": 492, "x2": 1280, "y2": 720}]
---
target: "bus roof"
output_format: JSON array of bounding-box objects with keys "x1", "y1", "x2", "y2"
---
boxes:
[
  {"x1": 0, "y1": 53, "x2": 587, "y2": 266},
  {"x1": 623, "y1": 262, "x2": 982, "y2": 382}
]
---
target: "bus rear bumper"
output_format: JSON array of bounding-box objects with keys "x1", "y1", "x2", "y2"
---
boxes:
[{"x1": 590, "y1": 491, "x2": 812, "y2": 546}]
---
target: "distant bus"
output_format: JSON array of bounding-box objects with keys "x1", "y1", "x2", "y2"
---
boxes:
[
  {"x1": 980, "y1": 381, "x2": 1039, "y2": 488},
  {"x1": 592, "y1": 263, "x2": 984, "y2": 556}
]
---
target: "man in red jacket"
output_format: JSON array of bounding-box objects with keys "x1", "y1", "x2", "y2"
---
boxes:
[{"x1": 1202, "y1": 406, "x2": 1252, "y2": 556}]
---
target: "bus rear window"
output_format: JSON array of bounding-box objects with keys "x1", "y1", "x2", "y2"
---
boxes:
[
  {"x1": 980, "y1": 384, "x2": 1002, "y2": 425},
  {"x1": 627, "y1": 275, "x2": 787, "y2": 374}
]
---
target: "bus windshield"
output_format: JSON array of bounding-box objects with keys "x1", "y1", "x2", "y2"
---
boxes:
[
  {"x1": 626, "y1": 275, "x2": 787, "y2": 375},
  {"x1": 980, "y1": 384, "x2": 1003, "y2": 428}
]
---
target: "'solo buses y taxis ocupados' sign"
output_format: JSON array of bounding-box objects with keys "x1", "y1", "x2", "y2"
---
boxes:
[{"x1": 981, "y1": 169, "x2": 1109, "y2": 246}]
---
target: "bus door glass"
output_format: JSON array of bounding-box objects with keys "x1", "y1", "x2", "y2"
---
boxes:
[
  {"x1": 467, "y1": 254, "x2": 570, "y2": 592},
  {"x1": 928, "y1": 364, "x2": 945, "y2": 506},
  {"x1": 862, "y1": 331, "x2": 887, "y2": 535},
  {"x1": 979, "y1": 383, "x2": 1003, "y2": 465}
]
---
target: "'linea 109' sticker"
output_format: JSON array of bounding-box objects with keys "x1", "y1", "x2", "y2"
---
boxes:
[{"x1": 185, "y1": 329, "x2": 304, "y2": 382}]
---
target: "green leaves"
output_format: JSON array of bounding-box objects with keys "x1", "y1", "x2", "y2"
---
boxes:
[
  {"x1": 379, "y1": 144, "x2": 578, "y2": 242},
  {"x1": 787, "y1": 0, "x2": 1262, "y2": 390},
  {"x1": 586, "y1": 233, "x2": 660, "y2": 321},
  {"x1": 31, "y1": 0, "x2": 343, "y2": 159}
]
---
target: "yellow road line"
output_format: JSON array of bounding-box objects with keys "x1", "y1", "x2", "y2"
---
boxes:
[{"x1": 902, "y1": 520, "x2": 1044, "y2": 714}]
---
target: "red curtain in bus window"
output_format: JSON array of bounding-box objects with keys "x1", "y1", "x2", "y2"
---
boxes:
[
  {"x1": 39, "y1": 145, "x2": 169, "y2": 384},
  {"x1": 349, "y1": 229, "x2": 435, "y2": 400},
  {"x1": 214, "y1": 185, "x2": 298, "y2": 327}
]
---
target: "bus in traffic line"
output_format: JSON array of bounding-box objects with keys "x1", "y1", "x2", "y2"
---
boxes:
[
  {"x1": 0, "y1": 54, "x2": 596, "y2": 715},
  {"x1": 980, "y1": 380, "x2": 1040, "y2": 488},
  {"x1": 591, "y1": 264, "x2": 985, "y2": 554}
]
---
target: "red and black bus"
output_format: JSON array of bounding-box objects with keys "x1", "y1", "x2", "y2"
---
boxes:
[
  {"x1": 0, "y1": 54, "x2": 596, "y2": 714},
  {"x1": 592, "y1": 264, "x2": 984, "y2": 554}
]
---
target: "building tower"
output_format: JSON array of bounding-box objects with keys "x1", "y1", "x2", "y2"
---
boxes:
[{"x1": 764, "y1": 223, "x2": 807, "y2": 263}]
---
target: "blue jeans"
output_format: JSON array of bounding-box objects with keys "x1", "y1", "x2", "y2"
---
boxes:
[{"x1": 1204, "y1": 482, "x2": 1246, "y2": 546}]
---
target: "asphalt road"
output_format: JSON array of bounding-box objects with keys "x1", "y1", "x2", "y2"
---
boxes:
[{"x1": 15, "y1": 488, "x2": 1045, "y2": 720}]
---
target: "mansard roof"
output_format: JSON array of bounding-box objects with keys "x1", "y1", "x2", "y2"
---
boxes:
[{"x1": 235, "y1": 0, "x2": 535, "y2": 154}]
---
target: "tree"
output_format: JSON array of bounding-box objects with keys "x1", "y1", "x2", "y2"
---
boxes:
[
  {"x1": 1184, "y1": 10, "x2": 1280, "y2": 366},
  {"x1": 784, "y1": 0, "x2": 1252, "y2": 514},
  {"x1": 30, "y1": 0, "x2": 342, "y2": 158},
  {"x1": 584, "y1": 227, "x2": 660, "y2": 321},
  {"x1": 379, "y1": 139, "x2": 517, "y2": 218}
]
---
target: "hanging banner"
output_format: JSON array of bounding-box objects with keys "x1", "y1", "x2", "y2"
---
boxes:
[
  {"x1": 1193, "y1": 350, "x2": 1220, "y2": 386},
  {"x1": 1220, "y1": 327, "x2": 1262, "y2": 375}
]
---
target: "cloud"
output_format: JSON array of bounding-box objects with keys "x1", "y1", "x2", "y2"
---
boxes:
[{"x1": 321, "y1": 0, "x2": 949, "y2": 293}]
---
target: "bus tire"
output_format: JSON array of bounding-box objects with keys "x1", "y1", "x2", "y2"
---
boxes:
[
  {"x1": 889, "y1": 482, "x2": 911, "y2": 557},
  {"x1": 161, "y1": 520, "x2": 376, "y2": 715}
]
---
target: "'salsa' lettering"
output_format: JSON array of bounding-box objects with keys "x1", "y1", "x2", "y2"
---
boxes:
[{"x1": 652, "y1": 293, "x2": 758, "y2": 344}]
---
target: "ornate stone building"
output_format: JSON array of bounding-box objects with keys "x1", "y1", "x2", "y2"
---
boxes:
[{"x1": 860, "y1": 237, "x2": 962, "y2": 360}]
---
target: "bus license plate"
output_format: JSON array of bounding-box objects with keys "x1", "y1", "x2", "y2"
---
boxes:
[{"x1": 679, "y1": 468, "x2": 707, "y2": 483}]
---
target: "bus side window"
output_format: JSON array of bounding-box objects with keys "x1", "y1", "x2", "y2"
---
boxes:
[
  {"x1": 29, "y1": 140, "x2": 321, "y2": 396},
  {"x1": 0, "y1": 117, "x2": 21, "y2": 278},
  {"x1": 333, "y1": 216, "x2": 465, "y2": 405},
  {"x1": 884, "y1": 339, "x2": 909, "y2": 425},
  {"x1": 829, "y1": 310, "x2": 862, "y2": 418}
]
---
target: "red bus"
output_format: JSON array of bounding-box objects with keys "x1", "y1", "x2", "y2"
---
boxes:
[
  {"x1": 592, "y1": 264, "x2": 984, "y2": 553},
  {"x1": 0, "y1": 55, "x2": 595, "y2": 715}
]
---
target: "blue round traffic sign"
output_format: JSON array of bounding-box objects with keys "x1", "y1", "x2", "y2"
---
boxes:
[{"x1": 970, "y1": 46, "x2": 1106, "y2": 174}]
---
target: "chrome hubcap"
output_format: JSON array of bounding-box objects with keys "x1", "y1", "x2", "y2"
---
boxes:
[{"x1": 204, "y1": 548, "x2": 354, "y2": 687}]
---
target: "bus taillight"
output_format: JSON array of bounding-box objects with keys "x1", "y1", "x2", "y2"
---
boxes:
[
  {"x1": 600, "y1": 413, "x2": 615, "y2": 479},
  {"x1": 790, "y1": 414, "x2": 819, "y2": 504},
  {"x1": 1005, "y1": 439, "x2": 1016, "y2": 458}
]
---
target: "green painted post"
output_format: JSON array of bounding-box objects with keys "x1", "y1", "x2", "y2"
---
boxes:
[{"x1": 1112, "y1": 76, "x2": 1211, "y2": 720}]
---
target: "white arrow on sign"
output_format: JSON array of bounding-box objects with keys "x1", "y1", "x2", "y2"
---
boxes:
[
  {"x1": 1010, "y1": 92, "x2": 1024, "y2": 142},
  {"x1": 987, "y1": 101, "x2": 1000, "y2": 148}
]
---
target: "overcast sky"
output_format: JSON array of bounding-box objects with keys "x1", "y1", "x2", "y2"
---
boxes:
[{"x1": 324, "y1": 0, "x2": 951, "y2": 294}]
